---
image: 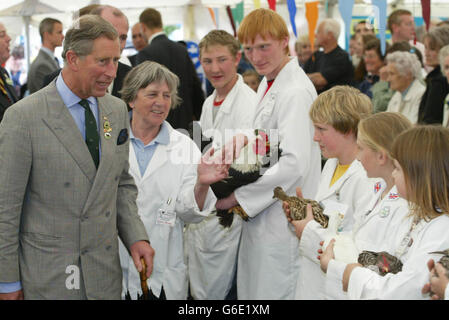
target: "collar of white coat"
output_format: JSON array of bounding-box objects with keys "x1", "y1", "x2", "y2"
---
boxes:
[
  {"x1": 211, "y1": 74, "x2": 244, "y2": 115},
  {"x1": 256, "y1": 57, "x2": 298, "y2": 102},
  {"x1": 315, "y1": 158, "x2": 365, "y2": 201},
  {"x1": 129, "y1": 122, "x2": 181, "y2": 180}
]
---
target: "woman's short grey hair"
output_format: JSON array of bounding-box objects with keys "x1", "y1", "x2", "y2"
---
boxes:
[
  {"x1": 386, "y1": 51, "x2": 422, "y2": 79},
  {"x1": 321, "y1": 18, "x2": 341, "y2": 41},
  {"x1": 424, "y1": 25, "x2": 449, "y2": 50},
  {"x1": 439, "y1": 44, "x2": 449, "y2": 70},
  {"x1": 62, "y1": 15, "x2": 118, "y2": 63},
  {"x1": 120, "y1": 61, "x2": 181, "y2": 109}
]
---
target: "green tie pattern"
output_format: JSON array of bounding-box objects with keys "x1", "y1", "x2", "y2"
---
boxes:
[{"x1": 79, "y1": 99, "x2": 99, "y2": 168}]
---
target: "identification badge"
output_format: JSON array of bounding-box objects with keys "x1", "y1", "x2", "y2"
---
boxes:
[
  {"x1": 320, "y1": 199, "x2": 349, "y2": 233},
  {"x1": 156, "y1": 208, "x2": 176, "y2": 227}
]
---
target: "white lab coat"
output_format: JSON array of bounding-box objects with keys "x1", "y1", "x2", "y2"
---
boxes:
[
  {"x1": 119, "y1": 122, "x2": 217, "y2": 300},
  {"x1": 386, "y1": 79, "x2": 426, "y2": 124},
  {"x1": 295, "y1": 158, "x2": 377, "y2": 299},
  {"x1": 184, "y1": 75, "x2": 257, "y2": 299},
  {"x1": 325, "y1": 184, "x2": 411, "y2": 299},
  {"x1": 347, "y1": 214, "x2": 449, "y2": 299},
  {"x1": 235, "y1": 57, "x2": 322, "y2": 299}
]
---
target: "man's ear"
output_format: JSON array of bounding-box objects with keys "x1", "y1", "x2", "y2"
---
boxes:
[
  {"x1": 65, "y1": 50, "x2": 80, "y2": 71},
  {"x1": 235, "y1": 50, "x2": 242, "y2": 67},
  {"x1": 140, "y1": 23, "x2": 150, "y2": 38}
]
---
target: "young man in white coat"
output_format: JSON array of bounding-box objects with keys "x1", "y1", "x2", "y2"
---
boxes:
[
  {"x1": 216, "y1": 9, "x2": 321, "y2": 299},
  {"x1": 184, "y1": 30, "x2": 257, "y2": 300}
]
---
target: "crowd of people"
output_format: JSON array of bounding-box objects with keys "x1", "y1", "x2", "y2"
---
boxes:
[{"x1": 0, "y1": 4, "x2": 448, "y2": 301}]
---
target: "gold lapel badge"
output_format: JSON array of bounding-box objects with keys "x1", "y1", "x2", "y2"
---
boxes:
[{"x1": 103, "y1": 116, "x2": 112, "y2": 139}]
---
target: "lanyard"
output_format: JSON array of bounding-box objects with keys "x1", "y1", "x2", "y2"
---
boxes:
[{"x1": 394, "y1": 217, "x2": 426, "y2": 258}]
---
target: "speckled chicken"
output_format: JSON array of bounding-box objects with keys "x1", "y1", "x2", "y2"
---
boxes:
[
  {"x1": 357, "y1": 251, "x2": 403, "y2": 276},
  {"x1": 273, "y1": 186, "x2": 328, "y2": 228},
  {"x1": 429, "y1": 249, "x2": 449, "y2": 278}
]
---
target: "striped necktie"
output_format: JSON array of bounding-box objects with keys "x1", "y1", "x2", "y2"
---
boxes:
[
  {"x1": 0, "y1": 75, "x2": 11, "y2": 103},
  {"x1": 79, "y1": 99, "x2": 100, "y2": 168}
]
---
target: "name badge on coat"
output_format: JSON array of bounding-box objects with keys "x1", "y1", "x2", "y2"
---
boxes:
[{"x1": 156, "y1": 197, "x2": 176, "y2": 227}]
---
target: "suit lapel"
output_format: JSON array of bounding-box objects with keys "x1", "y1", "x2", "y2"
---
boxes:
[{"x1": 41, "y1": 84, "x2": 97, "y2": 182}]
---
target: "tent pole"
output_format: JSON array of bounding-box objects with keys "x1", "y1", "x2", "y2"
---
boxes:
[{"x1": 23, "y1": 15, "x2": 31, "y2": 72}]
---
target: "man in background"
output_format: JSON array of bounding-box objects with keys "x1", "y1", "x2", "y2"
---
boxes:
[
  {"x1": 27, "y1": 18, "x2": 64, "y2": 94},
  {"x1": 43, "y1": 5, "x2": 132, "y2": 99},
  {"x1": 137, "y1": 8, "x2": 204, "y2": 131},
  {"x1": 128, "y1": 23, "x2": 148, "y2": 66},
  {"x1": 304, "y1": 18, "x2": 354, "y2": 93}
]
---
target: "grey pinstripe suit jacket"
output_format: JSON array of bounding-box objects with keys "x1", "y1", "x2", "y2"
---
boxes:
[{"x1": 0, "y1": 80, "x2": 148, "y2": 299}]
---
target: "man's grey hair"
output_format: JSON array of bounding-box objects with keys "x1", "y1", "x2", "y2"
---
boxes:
[
  {"x1": 62, "y1": 14, "x2": 118, "y2": 63},
  {"x1": 120, "y1": 61, "x2": 181, "y2": 110},
  {"x1": 439, "y1": 44, "x2": 449, "y2": 71},
  {"x1": 386, "y1": 51, "x2": 422, "y2": 79},
  {"x1": 320, "y1": 18, "x2": 340, "y2": 41}
]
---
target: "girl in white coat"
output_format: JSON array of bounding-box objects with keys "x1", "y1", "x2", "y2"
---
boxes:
[
  {"x1": 184, "y1": 30, "x2": 257, "y2": 300},
  {"x1": 321, "y1": 125, "x2": 449, "y2": 299},
  {"x1": 216, "y1": 9, "x2": 321, "y2": 299},
  {"x1": 285, "y1": 86, "x2": 376, "y2": 300},
  {"x1": 322, "y1": 112, "x2": 413, "y2": 299},
  {"x1": 118, "y1": 61, "x2": 229, "y2": 300}
]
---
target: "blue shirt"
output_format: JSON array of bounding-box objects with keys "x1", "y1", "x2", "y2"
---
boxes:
[
  {"x1": 0, "y1": 73, "x2": 102, "y2": 294},
  {"x1": 130, "y1": 120, "x2": 170, "y2": 177},
  {"x1": 56, "y1": 73, "x2": 100, "y2": 141}
]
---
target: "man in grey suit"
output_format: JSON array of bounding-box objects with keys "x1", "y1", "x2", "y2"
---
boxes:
[
  {"x1": 0, "y1": 15, "x2": 154, "y2": 300},
  {"x1": 27, "y1": 18, "x2": 64, "y2": 94}
]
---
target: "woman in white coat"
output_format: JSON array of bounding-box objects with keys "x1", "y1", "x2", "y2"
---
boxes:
[
  {"x1": 286, "y1": 86, "x2": 376, "y2": 300},
  {"x1": 321, "y1": 126, "x2": 449, "y2": 299},
  {"x1": 118, "y1": 61, "x2": 229, "y2": 300},
  {"x1": 216, "y1": 9, "x2": 321, "y2": 299},
  {"x1": 184, "y1": 30, "x2": 257, "y2": 300}
]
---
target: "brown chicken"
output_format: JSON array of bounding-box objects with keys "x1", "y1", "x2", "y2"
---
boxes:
[
  {"x1": 357, "y1": 251, "x2": 403, "y2": 276},
  {"x1": 273, "y1": 186, "x2": 329, "y2": 228}
]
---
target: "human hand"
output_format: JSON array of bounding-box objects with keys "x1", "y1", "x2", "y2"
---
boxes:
[
  {"x1": 0, "y1": 289, "x2": 24, "y2": 300},
  {"x1": 215, "y1": 192, "x2": 238, "y2": 210},
  {"x1": 282, "y1": 187, "x2": 303, "y2": 221},
  {"x1": 289, "y1": 202, "x2": 314, "y2": 240},
  {"x1": 422, "y1": 259, "x2": 435, "y2": 296},
  {"x1": 197, "y1": 147, "x2": 230, "y2": 186},
  {"x1": 426, "y1": 260, "x2": 449, "y2": 300},
  {"x1": 130, "y1": 241, "x2": 155, "y2": 278},
  {"x1": 222, "y1": 133, "x2": 248, "y2": 165},
  {"x1": 318, "y1": 239, "x2": 335, "y2": 273}
]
